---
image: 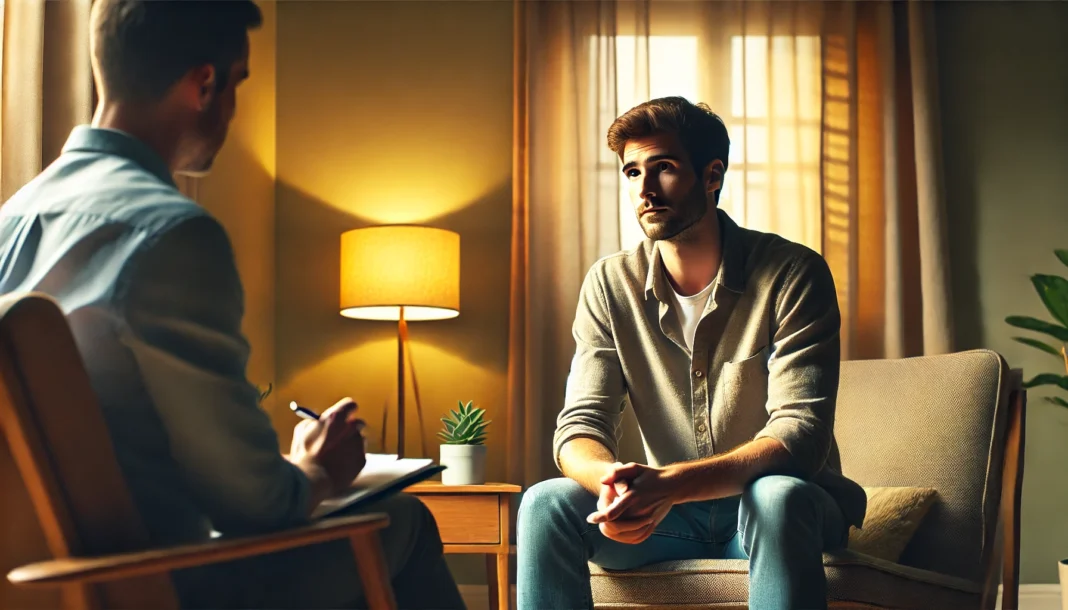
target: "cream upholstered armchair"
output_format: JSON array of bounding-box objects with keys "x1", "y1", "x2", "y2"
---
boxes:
[{"x1": 590, "y1": 350, "x2": 1025, "y2": 610}]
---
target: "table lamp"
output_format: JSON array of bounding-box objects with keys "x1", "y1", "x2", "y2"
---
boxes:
[{"x1": 339, "y1": 225, "x2": 460, "y2": 457}]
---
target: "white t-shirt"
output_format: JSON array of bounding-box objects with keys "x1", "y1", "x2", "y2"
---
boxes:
[{"x1": 669, "y1": 280, "x2": 715, "y2": 351}]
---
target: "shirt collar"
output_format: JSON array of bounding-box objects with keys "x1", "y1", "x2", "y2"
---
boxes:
[
  {"x1": 62, "y1": 125, "x2": 176, "y2": 188},
  {"x1": 645, "y1": 208, "x2": 747, "y2": 302}
]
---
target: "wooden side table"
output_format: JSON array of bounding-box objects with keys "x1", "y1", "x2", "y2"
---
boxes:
[{"x1": 406, "y1": 482, "x2": 522, "y2": 610}]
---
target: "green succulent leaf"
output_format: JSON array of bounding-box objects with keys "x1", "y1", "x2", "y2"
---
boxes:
[
  {"x1": 1023, "y1": 373, "x2": 1068, "y2": 390},
  {"x1": 453, "y1": 415, "x2": 477, "y2": 440},
  {"x1": 1012, "y1": 336, "x2": 1064, "y2": 357},
  {"x1": 459, "y1": 414, "x2": 476, "y2": 440},
  {"x1": 1045, "y1": 396, "x2": 1068, "y2": 408},
  {"x1": 1031, "y1": 274, "x2": 1068, "y2": 327},
  {"x1": 1005, "y1": 316, "x2": 1068, "y2": 342},
  {"x1": 1056, "y1": 249, "x2": 1068, "y2": 268}
]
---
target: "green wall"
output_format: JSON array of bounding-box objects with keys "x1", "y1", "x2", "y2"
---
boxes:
[{"x1": 937, "y1": 0, "x2": 1068, "y2": 584}]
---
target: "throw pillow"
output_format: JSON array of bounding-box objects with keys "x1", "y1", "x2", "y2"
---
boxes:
[{"x1": 847, "y1": 486, "x2": 938, "y2": 563}]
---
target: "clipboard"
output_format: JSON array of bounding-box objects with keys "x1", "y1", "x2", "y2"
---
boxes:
[{"x1": 311, "y1": 456, "x2": 445, "y2": 519}]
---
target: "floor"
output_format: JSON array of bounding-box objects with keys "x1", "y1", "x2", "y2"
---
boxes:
[{"x1": 458, "y1": 585, "x2": 517, "y2": 610}]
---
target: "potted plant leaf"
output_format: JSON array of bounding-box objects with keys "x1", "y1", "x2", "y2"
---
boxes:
[
  {"x1": 1004, "y1": 248, "x2": 1068, "y2": 604},
  {"x1": 438, "y1": 400, "x2": 490, "y2": 485}
]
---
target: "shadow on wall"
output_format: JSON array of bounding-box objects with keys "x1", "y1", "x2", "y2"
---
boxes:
[
  {"x1": 937, "y1": 52, "x2": 984, "y2": 351},
  {"x1": 274, "y1": 179, "x2": 512, "y2": 376}
]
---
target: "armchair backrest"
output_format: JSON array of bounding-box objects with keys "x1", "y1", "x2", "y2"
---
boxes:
[
  {"x1": 834, "y1": 349, "x2": 1018, "y2": 584},
  {"x1": 0, "y1": 293, "x2": 177, "y2": 609}
]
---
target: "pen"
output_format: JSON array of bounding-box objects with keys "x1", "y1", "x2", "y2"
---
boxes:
[{"x1": 289, "y1": 401, "x2": 321, "y2": 421}]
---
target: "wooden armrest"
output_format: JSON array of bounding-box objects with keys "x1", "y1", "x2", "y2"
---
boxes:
[{"x1": 8, "y1": 513, "x2": 390, "y2": 588}]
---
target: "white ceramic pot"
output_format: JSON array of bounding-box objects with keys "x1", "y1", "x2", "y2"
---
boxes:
[
  {"x1": 1059, "y1": 559, "x2": 1068, "y2": 610},
  {"x1": 439, "y1": 444, "x2": 487, "y2": 485}
]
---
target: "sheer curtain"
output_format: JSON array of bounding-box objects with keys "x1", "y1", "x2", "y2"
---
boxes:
[
  {"x1": 1, "y1": 0, "x2": 91, "y2": 201},
  {"x1": 509, "y1": 0, "x2": 634, "y2": 485},
  {"x1": 0, "y1": 2, "x2": 91, "y2": 608},
  {"x1": 508, "y1": 0, "x2": 952, "y2": 485},
  {"x1": 0, "y1": 0, "x2": 198, "y2": 202},
  {"x1": 821, "y1": 0, "x2": 953, "y2": 359}
]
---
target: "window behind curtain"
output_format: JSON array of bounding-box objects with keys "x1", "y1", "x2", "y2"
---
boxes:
[{"x1": 725, "y1": 35, "x2": 822, "y2": 252}]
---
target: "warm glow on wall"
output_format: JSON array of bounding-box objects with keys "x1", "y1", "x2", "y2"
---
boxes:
[{"x1": 279, "y1": 142, "x2": 507, "y2": 224}]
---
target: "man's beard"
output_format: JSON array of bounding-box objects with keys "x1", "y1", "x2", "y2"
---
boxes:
[{"x1": 638, "y1": 186, "x2": 709, "y2": 242}]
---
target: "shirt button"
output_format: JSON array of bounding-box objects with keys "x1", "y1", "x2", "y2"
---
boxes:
[
  {"x1": 697, "y1": 423, "x2": 707, "y2": 433},
  {"x1": 694, "y1": 370, "x2": 703, "y2": 378}
]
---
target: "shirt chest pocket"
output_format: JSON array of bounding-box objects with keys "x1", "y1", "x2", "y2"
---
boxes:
[{"x1": 718, "y1": 345, "x2": 770, "y2": 417}]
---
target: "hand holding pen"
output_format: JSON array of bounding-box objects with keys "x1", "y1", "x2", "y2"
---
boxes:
[{"x1": 287, "y1": 397, "x2": 367, "y2": 494}]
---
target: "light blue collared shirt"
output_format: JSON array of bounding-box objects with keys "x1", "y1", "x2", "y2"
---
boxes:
[{"x1": 0, "y1": 126, "x2": 309, "y2": 545}]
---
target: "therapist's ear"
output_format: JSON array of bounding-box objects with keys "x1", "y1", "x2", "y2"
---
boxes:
[{"x1": 183, "y1": 64, "x2": 217, "y2": 110}]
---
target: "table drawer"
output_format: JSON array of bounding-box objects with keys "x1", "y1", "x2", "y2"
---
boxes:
[{"x1": 417, "y1": 494, "x2": 499, "y2": 544}]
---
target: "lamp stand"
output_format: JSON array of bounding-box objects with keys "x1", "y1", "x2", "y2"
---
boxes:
[
  {"x1": 397, "y1": 306, "x2": 406, "y2": 458},
  {"x1": 393, "y1": 307, "x2": 429, "y2": 458}
]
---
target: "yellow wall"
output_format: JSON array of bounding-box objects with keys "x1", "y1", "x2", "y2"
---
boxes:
[
  {"x1": 937, "y1": 0, "x2": 1068, "y2": 584},
  {"x1": 198, "y1": 1, "x2": 279, "y2": 416},
  {"x1": 274, "y1": 1, "x2": 512, "y2": 473}
]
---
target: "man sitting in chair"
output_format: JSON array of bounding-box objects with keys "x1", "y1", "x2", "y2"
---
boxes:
[
  {"x1": 517, "y1": 97, "x2": 867, "y2": 610},
  {"x1": 0, "y1": 1, "x2": 463, "y2": 608}
]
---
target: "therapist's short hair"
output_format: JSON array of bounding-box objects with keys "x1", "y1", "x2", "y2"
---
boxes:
[{"x1": 90, "y1": 0, "x2": 262, "y2": 102}]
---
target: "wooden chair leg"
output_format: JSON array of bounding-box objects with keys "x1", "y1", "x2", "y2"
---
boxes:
[
  {"x1": 61, "y1": 583, "x2": 97, "y2": 610},
  {"x1": 1000, "y1": 387, "x2": 1026, "y2": 610},
  {"x1": 349, "y1": 531, "x2": 397, "y2": 610}
]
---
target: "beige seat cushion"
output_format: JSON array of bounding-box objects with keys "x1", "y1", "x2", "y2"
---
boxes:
[
  {"x1": 848, "y1": 486, "x2": 939, "y2": 562},
  {"x1": 591, "y1": 551, "x2": 982, "y2": 609}
]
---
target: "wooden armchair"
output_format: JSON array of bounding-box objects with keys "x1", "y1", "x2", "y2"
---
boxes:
[{"x1": 0, "y1": 292, "x2": 397, "y2": 609}]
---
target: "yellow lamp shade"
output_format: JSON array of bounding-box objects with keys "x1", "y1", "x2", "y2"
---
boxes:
[{"x1": 340, "y1": 225, "x2": 460, "y2": 321}]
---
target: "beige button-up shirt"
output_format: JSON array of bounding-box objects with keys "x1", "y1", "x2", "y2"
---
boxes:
[{"x1": 553, "y1": 209, "x2": 866, "y2": 528}]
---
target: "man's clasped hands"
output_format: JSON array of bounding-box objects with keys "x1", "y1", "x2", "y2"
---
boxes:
[{"x1": 586, "y1": 462, "x2": 681, "y2": 544}]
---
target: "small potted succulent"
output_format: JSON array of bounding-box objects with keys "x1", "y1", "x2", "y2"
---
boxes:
[{"x1": 438, "y1": 400, "x2": 490, "y2": 485}]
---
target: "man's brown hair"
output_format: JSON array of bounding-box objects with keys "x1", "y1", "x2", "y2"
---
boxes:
[
  {"x1": 91, "y1": 0, "x2": 262, "y2": 103},
  {"x1": 607, "y1": 96, "x2": 731, "y2": 183}
]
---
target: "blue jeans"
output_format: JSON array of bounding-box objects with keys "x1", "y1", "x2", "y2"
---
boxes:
[{"x1": 517, "y1": 475, "x2": 848, "y2": 610}]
